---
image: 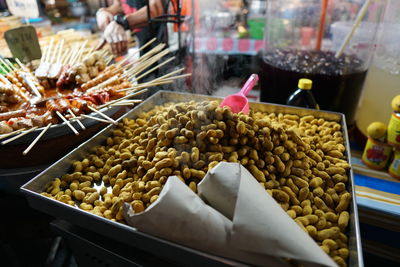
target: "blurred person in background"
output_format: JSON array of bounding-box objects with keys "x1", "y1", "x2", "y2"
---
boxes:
[{"x1": 96, "y1": 0, "x2": 168, "y2": 55}]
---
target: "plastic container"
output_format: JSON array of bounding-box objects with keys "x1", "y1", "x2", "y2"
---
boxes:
[
  {"x1": 259, "y1": 0, "x2": 386, "y2": 124},
  {"x1": 356, "y1": 2, "x2": 400, "y2": 136}
]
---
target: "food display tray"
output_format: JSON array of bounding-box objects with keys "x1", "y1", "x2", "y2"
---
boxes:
[{"x1": 21, "y1": 91, "x2": 363, "y2": 266}]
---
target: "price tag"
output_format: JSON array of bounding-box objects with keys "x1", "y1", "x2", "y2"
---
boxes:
[
  {"x1": 5, "y1": 0, "x2": 39, "y2": 18},
  {"x1": 4, "y1": 26, "x2": 42, "y2": 62}
]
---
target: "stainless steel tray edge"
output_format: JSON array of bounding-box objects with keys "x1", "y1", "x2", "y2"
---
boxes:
[{"x1": 21, "y1": 90, "x2": 363, "y2": 266}]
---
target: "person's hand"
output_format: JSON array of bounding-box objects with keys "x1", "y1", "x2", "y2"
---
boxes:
[
  {"x1": 103, "y1": 21, "x2": 128, "y2": 56},
  {"x1": 96, "y1": 8, "x2": 114, "y2": 31}
]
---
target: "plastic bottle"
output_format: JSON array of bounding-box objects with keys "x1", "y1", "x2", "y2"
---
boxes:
[
  {"x1": 387, "y1": 95, "x2": 400, "y2": 147},
  {"x1": 286, "y1": 78, "x2": 319, "y2": 110},
  {"x1": 388, "y1": 149, "x2": 400, "y2": 179},
  {"x1": 361, "y1": 122, "x2": 392, "y2": 170}
]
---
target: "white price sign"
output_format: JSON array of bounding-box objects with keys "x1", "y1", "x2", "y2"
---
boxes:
[{"x1": 6, "y1": 0, "x2": 40, "y2": 18}]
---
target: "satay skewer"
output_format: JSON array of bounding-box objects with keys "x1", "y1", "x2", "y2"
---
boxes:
[
  {"x1": 88, "y1": 106, "x2": 117, "y2": 125},
  {"x1": 1, "y1": 126, "x2": 38, "y2": 145},
  {"x1": 0, "y1": 128, "x2": 26, "y2": 141},
  {"x1": 56, "y1": 111, "x2": 79, "y2": 135},
  {"x1": 67, "y1": 109, "x2": 86, "y2": 130},
  {"x1": 23, "y1": 123, "x2": 52, "y2": 155}
]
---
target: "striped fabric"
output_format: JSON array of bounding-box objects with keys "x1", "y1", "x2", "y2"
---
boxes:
[{"x1": 352, "y1": 156, "x2": 400, "y2": 216}]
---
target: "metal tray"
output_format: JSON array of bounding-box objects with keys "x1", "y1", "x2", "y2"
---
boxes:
[{"x1": 21, "y1": 91, "x2": 363, "y2": 266}]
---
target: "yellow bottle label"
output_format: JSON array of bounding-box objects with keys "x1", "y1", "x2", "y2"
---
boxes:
[
  {"x1": 361, "y1": 137, "x2": 392, "y2": 170},
  {"x1": 387, "y1": 112, "x2": 400, "y2": 147},
  {"x1": 389, "y1": 150, "x2": 400, "y2": 179}
]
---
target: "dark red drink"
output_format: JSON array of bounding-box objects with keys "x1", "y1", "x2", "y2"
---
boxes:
[{"x1": 259, "y1": 49, "x2": 367, "y2": 124}]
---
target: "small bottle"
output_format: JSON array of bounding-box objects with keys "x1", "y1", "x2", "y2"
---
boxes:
[
  {"x1": 361, "y1": 122, "x2": 392, "y2": 170},
  {"x1": 388, "y1": 149, "x2": 400, "y2": 179},
  {"x1": 387, "y1": 95, "x2": 400, "y2": 147},
  {"x1": 286, "y1": 78, "x2": 319, "y2": 110}
]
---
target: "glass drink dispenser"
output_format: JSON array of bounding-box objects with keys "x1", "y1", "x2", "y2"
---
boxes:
[
  {"x1": 259, "y1": 0, "x2": 386, "y2": 124},
  {"x1": 356, "y1": 0, "x2": 400, "y2": 136}
]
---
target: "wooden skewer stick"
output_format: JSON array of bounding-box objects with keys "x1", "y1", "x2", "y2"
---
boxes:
[
  {"x1": 23, "y1": 123, "x2": 52, "y2": 155},
  {"x1": 117, "y1": 80, "x2": 173, "y2": 93},
  {"x1": 0, "y1": 128, "x2": 26, "y2": 141},
  {"x1": 125, "y1": 49, "x2": 171, "y2": 78},
  {"x1": 122, "y1": 43, "x2": 165, "y2": 72},
  {"x1": 75, "y1": 40, "x2": 88, "y2": 63},
  {"x1": 99, "y1": 88, "x2": 148, "y2": 109},
  {"x1": 0, "y1": 58, "x2": 12, "y2": 73},
  {"x1": 50, "y1": 40, "x2": 59, "y2": 64},
  {"x1": 117, "y1": 37, "x2": 157, "y2": 66},
  {"x1": 110, "y1": 100, "x2": 142, "y2": 107},
  {"x1": 56, "y1": 111, "x2": 79, "y2": 135},
  {"x1": 161, "y1": 73, "x2": 192, "y2": 82},
  {"x1": 56, "y1": 39, "x2": 65, "y2": 63},
  {"x1": 60, "y1": 48, "x2": 70, "y2": 65},
  {"x1": 148, "y1": 67, "x2": 185, "y2": 84},
  {"x1": 5, "y1": 59, "x2": 17, "y2": 70},
  {"x1": 68, "y1": 109, "x2": 86, "y2": 130},
  {"x1": 80, "y1": 114, "x2": 114, "y2": 124},
  {"x1": 0, "y1": 64, "x2": 10, "y2": 75},
  {"x1": 68, "y1": 43, "x2": 80, "y2": 65},
  {"x1": 88, "y1": 106, "x2": 117, "y2": 125},
  {"x1": 134, "y1": 56, "x2": 175, "y2": 81},
  {"x1": 45, "y1": 38, "x2": 55, "y2": 63},
  {"x1": 2, "y1": 127, "x2": 38, "y2": 145},
  {"x1": 15, "y1": 58, "x2": 27, "y2": 71}
]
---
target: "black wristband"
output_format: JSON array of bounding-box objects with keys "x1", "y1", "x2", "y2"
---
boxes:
[{"x1": 114, "y1": 14, "x2": 130, "y2": 30}]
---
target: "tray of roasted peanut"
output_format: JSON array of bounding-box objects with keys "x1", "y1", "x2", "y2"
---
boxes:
[{"x1": 21, "y1": 91, "x2": 362, "y2": 267}]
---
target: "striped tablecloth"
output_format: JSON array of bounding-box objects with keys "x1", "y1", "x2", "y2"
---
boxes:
[{"x1": 351, "y1": 155, "x2": 400, "y2": 217}]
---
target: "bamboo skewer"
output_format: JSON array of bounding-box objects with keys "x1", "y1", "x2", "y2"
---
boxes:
[
  {"x1": 88, "y1": 106, "x2": 117, "y2": 125},
  {"x1": 126, "y1": 49, "x2": 171, "y2": 78},
  {"x1": 0, "y1": 58, "x2": 12, "y2": 73},
  {"x1": 109, "y1": 99, "x2": 142, "y2": 107},
  {"x1": 0, "y1": 64, "x2": 9, "y2": 75},
  {"x1": 16, "y1": 58, "x2": 27, "y2": 70},
  {"x1": 134, "y1": 56, "x2": 175, "y2": 81},
  {"x1": 56, "y1": 111, "x2": 79, "y2": 135},
  {"x1": 2, "y1": 127, "x2": 38, "y2": 145},
  {"x1": 117, "y1": 37, "x2": 156, "y2": 66},
  {"x1": 117, "y1": 80, "x2": 173, "y2": 93},
  {"x1": 60, "y1": 48, "x2": 70, "y2": 65},
  {"x1": 99, "y1": 88, "x2": 148, "y2": 109},
  {"x1": 45, "y1": 38, "x2": 55, "y2": 63},
  {"x1": 80, "y1": 114, "x2": 114, "y2": 124},
  {"x1": 23, "y1": 123, "x2": 52, "y2": 155},
  {"x1": 68, "y1": 109, "x2": 86, "y2": 130},
  {"x1": 162, "y1": 73, "x2": 192, "y2": 82},
  {"x1": 0, "y1": 128, "x2": 26, "y2": 141},
  {"x1": 56, "y1": 39, "x2": 65, "y2": 64},
  {"x1": 5, "y1": 59, "x2": 17, "y2": 70}
]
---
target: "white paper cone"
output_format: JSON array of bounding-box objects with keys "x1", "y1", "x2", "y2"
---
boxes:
[
  {"x1": 124, "y1": 176, "x2": 290, "y2": 267},
  {"x1": 198, "y1": 162, "x2": 337, "y2": 267}
]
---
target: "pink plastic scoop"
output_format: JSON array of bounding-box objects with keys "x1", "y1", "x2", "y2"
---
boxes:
[{"x1": 219, "y1": 74, "x2": 259, "y2": 114}]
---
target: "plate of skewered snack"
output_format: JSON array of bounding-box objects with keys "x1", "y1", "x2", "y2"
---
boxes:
[{"x1": 0, "y1": 37, "x2": 190, "y2": 159}]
